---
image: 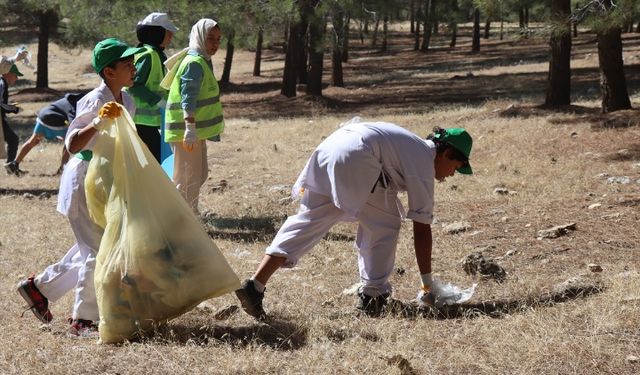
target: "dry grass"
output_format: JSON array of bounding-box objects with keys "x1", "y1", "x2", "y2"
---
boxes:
[{"x1": 1, "y1": 25, "x2": 640, "y2": 374}]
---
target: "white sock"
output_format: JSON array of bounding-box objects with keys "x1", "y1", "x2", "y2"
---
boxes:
[{"x1": 250, "y1": 277, "x2": 266, "y2": 293}]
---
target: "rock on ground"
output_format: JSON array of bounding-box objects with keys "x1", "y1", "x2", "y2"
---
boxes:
[
  {"x1": 461, "y1": 252, "x2": 507, "y2": 282},
  {"x1": 537, "y1": 223, "x2": 576, "y2": 239}
]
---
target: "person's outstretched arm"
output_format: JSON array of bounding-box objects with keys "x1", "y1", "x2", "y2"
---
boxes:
[{"x1": 413, "y1": 220, "x2": 432, "y2": 275}]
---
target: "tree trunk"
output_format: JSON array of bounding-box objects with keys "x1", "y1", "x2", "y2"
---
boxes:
[
  {"x1": 484, "y1": 20, "x2": 490, "y2": 39},
  {"x1": 220, "y1": 30, "x2": 235, "y2": 84},
  {"x1": 371, "y1": 17, "x2": 380, "y2": 46},
  {"x1": 342, "y1": 13, "x2": 350, "y2": 63},
  {"x1": 253, "y1": 29, "x2": 263, "y2": 77},
  {"x1": 297, "y1": 30, "x2": 309, "y2": 84},
  {"x1": 414, "y1": 1, "x2": 421, "y2": 50},
  {"x1": 332, "y1": 41, "x2": 344, "y2": 88},
  {"x1": 524, "y1": 7, "x2": 529, "y2": 28},
  {"x1": 36, "y1": 10, "x2": 57, "y2": 88},
  {"x1": 420, "y1": 0, "x2": 430, "y2": 51},
  {"x1": 306, "y1": 11, "x2": 324, "y2": 97},
  {"x1": 381, "y1": 13, "x2": 389, "y2": 52},
  {"x1": 545, "y1": 0, "x2": 572, "y2": 107},
  {"x1": 500, "y1": 18, "x2": 504, "y2": 40},
  {"x1": 597, "y1": 27, "x2": 631, "y2": 112},
  {"x1": 450, "y1": 23, "x2": 457, "y2": 47},
  {"x1": 472, "y1": 8, "x2": 481, "y2": 53},
  {"x1": 626, "y1": 23, "x2": 633, "y2": 33},
  {"x1": 410, "y1": 0, "x2": 415, "y2": 34},
  {"x1": 519, "y1": 8, "x2": 525, "y2": 28},
  {"x1": 332, "y1": 8, "x2": 345, "y2": 87},
  {"x1": 282, "y1": 8, "x2": 307, "y2": 97},
  {"x1": 283, "y1": 22, "x2": 289, "y2": 52}
]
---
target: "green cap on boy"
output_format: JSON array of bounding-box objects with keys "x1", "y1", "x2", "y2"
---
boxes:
[
  {"x1": 434, "y1": 128, "x2": 473, "y2": 174},
  {"x1": 91, "y1": 38, "x2": 144, "y2": 74}
]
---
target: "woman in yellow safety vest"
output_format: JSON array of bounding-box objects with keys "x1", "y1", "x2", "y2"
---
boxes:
[
  {"x1": 161, "y1": 18, "x2": 223, "y2": 213},
  {"x1": 127, "y1": 12, "x2": 178, "y2": 162}
]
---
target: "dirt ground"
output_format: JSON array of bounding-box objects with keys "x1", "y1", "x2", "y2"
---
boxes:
[{"x1": 1, "y1": 24, "x2": 639, "y2": 374}]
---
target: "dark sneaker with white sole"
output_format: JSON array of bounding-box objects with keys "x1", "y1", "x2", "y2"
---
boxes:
[
  {"x1": 17, "y1": 277, "x2": 53, "y2": 323},
  {"x1": 235, "y1": 279, "x2": 266, "y2": 320},
  {"x1": 357, "y1": 292, "x2": 390, "y2": 317}
]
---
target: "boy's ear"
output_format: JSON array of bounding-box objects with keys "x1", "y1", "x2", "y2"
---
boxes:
[{"x1": 102, "y1": 66, "x2": 115, "y2": 79}]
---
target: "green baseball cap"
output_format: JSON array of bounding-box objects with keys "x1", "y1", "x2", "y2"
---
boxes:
[
  {"x1": 9, "y1": 64, "x2": 23, "y2": 77},
  {"x1": 91, "y1": 38, "x2": 144, "y2": 74},
  {"x1": 434, "y1": 128, "x2": 473, "y2": 174}
]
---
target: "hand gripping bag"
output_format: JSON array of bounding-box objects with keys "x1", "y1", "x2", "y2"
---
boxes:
[{"x1": 85, "y1": 105, "x2": 240, "y2": 343}]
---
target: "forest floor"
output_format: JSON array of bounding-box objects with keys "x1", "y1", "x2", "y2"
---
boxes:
[{"x1": 1, "y1": 23, "x2": 639, "y2": 374}]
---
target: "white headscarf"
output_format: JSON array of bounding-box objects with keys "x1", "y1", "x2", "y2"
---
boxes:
[
  {"x1": 161, "y1": 18, "x2": 218, "y2": 90},
  {"x1": 188, "y1": 18, "x2": 218, "y2": 61}
]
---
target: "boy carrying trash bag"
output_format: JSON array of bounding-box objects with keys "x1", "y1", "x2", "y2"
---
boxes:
[{"x1": 85, "y1": 102, "x2": 239, "y2": 344}]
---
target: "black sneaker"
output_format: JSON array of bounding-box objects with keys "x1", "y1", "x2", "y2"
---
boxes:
[
  {"x1": 4, "y1": 161, "x2": 27, "y2": 176},
  {"x1": 357, "y1": 292, "x2": 390, "y2": 317},
  {"x1": 235, "y1": 279, "x2": 266, "y2": 320}
]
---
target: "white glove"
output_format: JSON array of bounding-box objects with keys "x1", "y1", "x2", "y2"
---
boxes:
[
  {"x1": 417, "y1": 273, "x2": 435, "y2": 305},
  {"x1": 183, "y1": 121, "x2": 198, "y2": 150}
]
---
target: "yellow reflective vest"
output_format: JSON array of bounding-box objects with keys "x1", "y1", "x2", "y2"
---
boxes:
[
  {"x1": 127, "y1": 45, "x2": 166, "y2": 127},
  {"x1": 164, "y1": 54, "x2": 224, "y2": 142}
]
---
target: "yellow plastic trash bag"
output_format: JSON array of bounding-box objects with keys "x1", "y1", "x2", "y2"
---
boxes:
[{"x1": 85, "y1": 105, "x2": 240, "y2": 344}]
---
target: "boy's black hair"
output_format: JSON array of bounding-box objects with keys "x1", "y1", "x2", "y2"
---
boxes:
[
  {"x1": 426, "y1": 126, "x2": 468, "y2": 162},
  {"x1": 98, "y1": 56, "x2": 134, "y2": 80}
]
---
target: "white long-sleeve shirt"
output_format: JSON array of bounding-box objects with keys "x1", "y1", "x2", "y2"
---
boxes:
[
  {"x1": 293, "y1": 120, "x2": 437, "y2": 224},
  {"x1": 57, "y1": 81, "x2": 135, "y2": 216}
]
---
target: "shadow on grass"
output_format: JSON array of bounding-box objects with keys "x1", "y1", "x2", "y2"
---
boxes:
[
  {"x1": 203, "y1": 215, "x2": 282, "y2": 243},
  {"x1": 0, "y1": 187, "x2": 58, "y2": 197},
  {"x1": 385, "y1": 278, "x2": 604, "y2": 320},
  {"x1": 203, "y1": 214, "x2": 356, "y2": 243},
  {"x1": 604, "y1": 143, "x2": 640, "y2": 162},
  {"x1": 152, "y1": 313, "x2": 308, "y2": 350}
]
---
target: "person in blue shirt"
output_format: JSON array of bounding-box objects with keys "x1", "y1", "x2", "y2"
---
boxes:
[{"x1": 6, "y1": 93, "x2": 84, "y2": 176}]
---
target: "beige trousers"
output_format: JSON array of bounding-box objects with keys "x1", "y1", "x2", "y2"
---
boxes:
[{"x1": 172, "y1": 140, "x2": 208, "y2": 213}]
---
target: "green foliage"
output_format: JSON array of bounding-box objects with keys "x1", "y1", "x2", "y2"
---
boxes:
[{"x1": 572, "y1": 0, "x2": 639, "y2": 32}]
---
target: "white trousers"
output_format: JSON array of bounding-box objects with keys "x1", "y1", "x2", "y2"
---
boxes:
[
  {"x1": 172, "y1": 140, "x2": 208, "y2": 213},
  {"x1": 266, "y1": 187, "x2": 402, "y2": 297},
  {"x1": 35, "y1": 183, "x2": 102, "y2": 321}
]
